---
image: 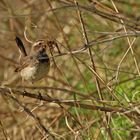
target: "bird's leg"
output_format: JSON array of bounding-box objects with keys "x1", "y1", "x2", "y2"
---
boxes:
[
  {"x1": 47, "y1": 41, "x2": 61, "y2": 55},
  {"x1": 53, "y1": 42, "x2": 61, "y2": 54}
]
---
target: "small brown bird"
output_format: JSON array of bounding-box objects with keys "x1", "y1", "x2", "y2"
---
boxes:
[{"x1": 15, "y1": 36, "x2": 50, "y2": 83}]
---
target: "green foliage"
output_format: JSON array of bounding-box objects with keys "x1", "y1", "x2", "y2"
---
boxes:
[{"x1": 111, "y1": 115, "x2": 132, "y2": 140}]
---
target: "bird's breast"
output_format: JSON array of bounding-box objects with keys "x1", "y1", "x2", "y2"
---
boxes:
[
  {"x1": 21, "y1": 62, "x2": 50, "y2": 81},
  {"x1": 21, "y1": 66, "x2": 36, "y2": 81}
]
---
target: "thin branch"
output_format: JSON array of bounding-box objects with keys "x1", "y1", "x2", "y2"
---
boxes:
[
  {"x1": 6, "y1": 92, "x2": 55, "y2": 139},
  {"x1": 0, "y1": 87, "x2": 124, "y2": 113}
]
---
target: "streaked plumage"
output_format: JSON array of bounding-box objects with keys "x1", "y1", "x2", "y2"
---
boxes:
[{"x1": 15, "y1": 37, "x2": 50, "y2": 82}]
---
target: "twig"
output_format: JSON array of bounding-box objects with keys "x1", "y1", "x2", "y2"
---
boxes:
[
  {"x1": 110, "y1": 0, "x2": 140, "y2": 81},
  {"x1": 0, "y1": 87, "x2": 124, "y2": 113},
  {"x1": 75, "y1": 1, "x2": 105, "y2": 102},
  {"x1": 7, "y1": 93, "x2": 55, "y2": 139}
]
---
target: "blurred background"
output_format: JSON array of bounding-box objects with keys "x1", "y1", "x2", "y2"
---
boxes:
[{"x1": 0, "y1": 0, "x2": 140, "y2": 139}]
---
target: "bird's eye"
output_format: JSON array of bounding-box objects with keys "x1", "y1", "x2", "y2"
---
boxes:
[{"x1": 38, "y1": 42, "x2": 42, "y2": 45}]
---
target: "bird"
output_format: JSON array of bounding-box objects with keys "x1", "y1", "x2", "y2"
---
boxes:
[{"x1": 15, "y1": 36, "x2": 50, "y2": 83}]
